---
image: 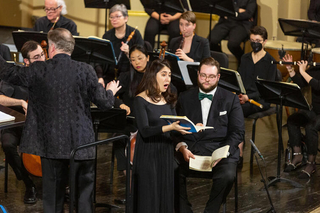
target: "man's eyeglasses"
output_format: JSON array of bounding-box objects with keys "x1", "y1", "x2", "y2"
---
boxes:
[
  {"x1": 199, "y1": 73, "x2": 217, "y2": 80},
  {"x1": 110, "y1": 15, "x2": 123, "y2": 20},
  {"x1": 29, "y1": 52, "x2": 45, "y2": 60},
  {"x1": 43, "y1": 6, "x2": 61, "y2": 12}
]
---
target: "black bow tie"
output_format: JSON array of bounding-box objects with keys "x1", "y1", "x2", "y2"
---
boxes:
[{"x1": 198, "y1": 92, "x2": 213, "y2": 101}]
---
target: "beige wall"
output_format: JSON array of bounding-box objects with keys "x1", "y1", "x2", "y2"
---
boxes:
[{"x1": 0, "y1": 0, "x2": 310, "y2": 41}]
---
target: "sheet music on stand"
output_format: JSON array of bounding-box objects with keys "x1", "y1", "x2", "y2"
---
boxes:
[
  {"x1": 0, "y1": 111, "x2": 15, "y2": 123},
  {"x1": 71, "y1": 36, "x2": 117, "y2": 65},
  {"x1": 178, "y1": 61, "x2": 246, "y2": 94}
]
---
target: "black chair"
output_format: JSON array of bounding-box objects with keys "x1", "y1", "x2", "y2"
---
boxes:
[{"x1": 210, "y1": 50, "x2": 229, "y2": 68}]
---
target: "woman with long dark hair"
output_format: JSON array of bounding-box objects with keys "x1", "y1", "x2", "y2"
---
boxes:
[{"x1": 132, "y1": 59, "x2": 190, "y2": 213}]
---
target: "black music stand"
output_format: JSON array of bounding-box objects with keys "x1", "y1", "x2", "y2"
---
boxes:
[
  {"x1": 149, "y1": 51, "x2": 187, "y2": 93},
  {"x1": 189, "y1": 0, "x2": 235, "y2": 42},
  {"x1": 140, "y1": 0, "x2": 185, "y2": 49},
  {"x1": 181, "y1": 62, "x2": 246, "y2": 94},
  {"x1": 90, "y1": 107, "x2": 127, "y2": 210},
  {"x1": 278, "y1": 18, "x2": 320, "y2": 60},
  {"x1": 256, "y1": 78, "x2": 310, "y2": 188},
  {"x1": 84, "y1": 0, "x2": 130, "y2": 32},
  {"x1": 72, "y1": 37, "x2": 117, "y2": 65},
  {"x1": 12, "y1": 31, "x2": 48, "y2": 52}
]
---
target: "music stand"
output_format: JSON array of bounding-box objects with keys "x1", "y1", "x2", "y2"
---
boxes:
[
  {"x1": 256, "y1": 78, "x2": 310, "y2": 188},
  {"x1": 12, "y1": 31, "x2": 48, "y2": 52},
  {"x1": 278, "y1": 18, "x2": 320, "y2": 59},
  {"x1": 72, "y1": 37, "x2": 117, "y2": 65},
  {"x1": 180, "y1": 62, "x2": 246, "y2": 94},
  {"x1": 90, "y1": 107, "x2": 127, "y2": 210},
  {"x1": 84, "y1": 0, "x2": 130, "y2": 32},
  {"x1": 149, "y1": 51, "x2": 187, "y2": 93},
  {"x1": 140, "y1": 0, "x2": 185, "y2": 49},
  {"x1": 189, "y1": 0, "x2": 235, "y2": 42}
]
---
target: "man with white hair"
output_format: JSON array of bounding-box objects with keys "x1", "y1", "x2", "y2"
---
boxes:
[{"x1": 33, "y1": 0, "x2": 78, "y2": 35}]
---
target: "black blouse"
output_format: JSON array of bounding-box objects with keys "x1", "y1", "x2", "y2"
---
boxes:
[{"x1": 33, "y1": 15, "x2": 78, "y2": 35}]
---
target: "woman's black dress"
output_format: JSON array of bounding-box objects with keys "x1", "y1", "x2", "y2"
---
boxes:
[{"x1": 132, "y1": 96, "x2": 176, "y2": 213}]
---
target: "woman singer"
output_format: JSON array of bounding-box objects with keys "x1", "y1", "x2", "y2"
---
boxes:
[{"x1": 132, "y1": 59, "x2": 190, "y2": 213}]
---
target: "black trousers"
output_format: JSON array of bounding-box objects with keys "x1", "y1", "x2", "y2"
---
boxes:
[
  {"x1": 287, "y1": 109, "x2": 320, "y2": 156},
  {"x1": 175, "y1": 160, "x2": 237, "y2": 213},
  {"x1": 1, "y1": 127, "x2": 34, "y2": 188},
  {"x1": 41, "y1": 158, "x2": 95, "y2": 213},
  {"x1": 209, "y1": 19, "x2": 248, "y2": 63},
  {"x1": 144, "y1": 17, "x2": 180, "y2": 49}
]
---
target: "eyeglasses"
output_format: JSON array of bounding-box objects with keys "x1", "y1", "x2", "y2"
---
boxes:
[
  {"x1": 43, "y1": 6, "x2": 61, "y2": 12},
  {"x1": 199, "y1": 73, "x2": 217, "y2": 80},
  {"x1": 250, "y1": 39, "x2": 263, "y2": 43},
  {"x1": 29, "y1": 52, "x2": 45, "y2": 60},
  {"x1": 110, "y1": 15, "x2": 123, "y2": 20}
]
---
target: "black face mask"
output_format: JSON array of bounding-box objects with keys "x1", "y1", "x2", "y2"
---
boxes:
[{"x1": 251, "y1": 42, "x2": 263, "y2": 53}]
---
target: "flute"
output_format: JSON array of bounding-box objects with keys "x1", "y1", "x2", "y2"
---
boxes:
[
  {"x1": 178, "y1": 35, "x2": 185, "y2": 49},
  {"x1": 271, "y1": 60, "x2": 320, "y2": 66},
  {"x1": 117, "y1": 26, "x2": 138, "y2": 63},
  {"x1": 50, "y1": 17, "x2": 59, "y2": 31}
]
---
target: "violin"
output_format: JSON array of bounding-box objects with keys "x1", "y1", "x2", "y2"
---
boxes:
[
  {"x1": 41, "y1": 40, "x2": 49, "y2": 60},
  {"x1": 22, "y1": 153, "x2": 42, "y2": 177},
  {"x1": 159, "y1": 41, "x2": 167, "y2": 60}
]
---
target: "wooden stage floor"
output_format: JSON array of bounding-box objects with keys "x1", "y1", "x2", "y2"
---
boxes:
[{"x1": 0, "y1": 112, "x2": 319, "y2": 212}]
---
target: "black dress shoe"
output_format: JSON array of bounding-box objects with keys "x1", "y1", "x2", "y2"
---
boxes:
[{"x1": 24, "y1": 186, "x2": 37, "y2": 204}]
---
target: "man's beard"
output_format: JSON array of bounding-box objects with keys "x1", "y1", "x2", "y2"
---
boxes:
[{"x1": 197, "y1": 78, "x2": 218, "y2": 93}]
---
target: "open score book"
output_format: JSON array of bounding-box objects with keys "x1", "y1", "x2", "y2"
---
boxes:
[
  {"x1": 160, "y1": 115, "x2": 213, "y2": 133},
  {"x1": 189, "y1": 145, "x2": 230, "y2": 172}
]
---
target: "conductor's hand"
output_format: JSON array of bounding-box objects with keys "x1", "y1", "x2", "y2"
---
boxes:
[
  {"x1": 98, "y1": 78, "x2": 105, "y2": 88},
  {"x1": 106, "y1": 80, "x2": 122, "y2": 96},
  {"x1": 171, "y1": 121, "x2": 191, "y2": 135},
  {"x1": 179, "y1": 146, "x2": 195, "y2": 162}
]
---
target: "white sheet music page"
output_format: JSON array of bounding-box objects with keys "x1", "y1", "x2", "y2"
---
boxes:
[{"x1": 0, "y1": 111, "x2": 15, "y2": 123}]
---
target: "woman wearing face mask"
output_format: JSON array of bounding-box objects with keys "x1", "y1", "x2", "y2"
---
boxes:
[
  {"x1": 237, "y1": 26, "x2": 279, "y2": 169},
  {"x1": 168, "y1": 11, "x2": 210, "y2": 62},
  {"x1": 132, "y1": 59, "x2": 190, "y2": 213}
]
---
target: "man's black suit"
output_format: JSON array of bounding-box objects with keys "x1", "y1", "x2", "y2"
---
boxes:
[
  {"x1": 169, "y1": 34, "x2": 211, "y2": 62},
  {"x1": 0, "y1": 44, "x2": 11, "y2": 61},
  {"x1": 175, "y1": 86, "x2": 245, "y2": 213}
]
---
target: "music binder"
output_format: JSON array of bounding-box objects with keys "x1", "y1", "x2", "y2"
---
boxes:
[{"x1": 12, "y1": 31, "x2": 48, "y2": 52}]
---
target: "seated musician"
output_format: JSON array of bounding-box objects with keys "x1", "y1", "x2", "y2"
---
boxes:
[
  {"x1": 96, "y1": 4, "x2": 144, "y2": 85},
  {"x1": 142, "y1": 0, "x2": 189, "y2": 49},
  {"x1": 168, "y1": 11, "x2": 210, "y2": 62},
  {"x1": 237, "y1": 26, "x2": 279, "y2": 168},
  {"x1": 283, "y1": 55, "x2": 319, "y2": 179},
  {"x1": 208, "y1": 0, "x2": 257, "y2": 63},
  {"x1": 33, "y1": 0, "x2": 78, "y2": 35},
  {"x1": 0, "y1": 40, "x2": 45, "y2": 204},
  {"x1": 174, "y1": 57, "x2": 245, "y2": 213}
]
